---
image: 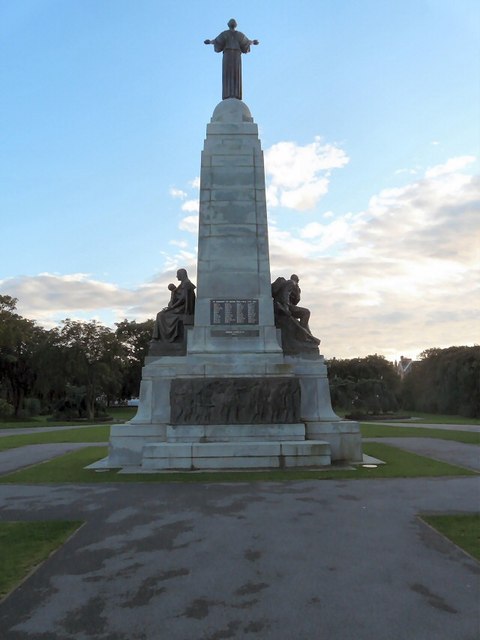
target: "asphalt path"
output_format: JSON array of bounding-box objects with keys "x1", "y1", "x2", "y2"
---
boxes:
[
  {"x1": 372, "y1": 422, "x2": 480, "y2": 433},
  {"x1": 0, "y1": 444, "x2": 108, "y2": 475},
  {"x1": 0, "y1": 424, "x2": 113, "y2": 437},
  {"x1": 0, "y1": 424, "x2": 478, "y2": 639},
  {"x1": 0, "y1": 477, "x2": 478, "y2": 640},
  {"x1": 364, "y1": 437, "x2": 480, "y2": 471}
]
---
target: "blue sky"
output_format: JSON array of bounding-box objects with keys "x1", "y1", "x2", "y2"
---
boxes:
[{"x1": 1, "y1": 0, "x2": 479, "y2": 360}]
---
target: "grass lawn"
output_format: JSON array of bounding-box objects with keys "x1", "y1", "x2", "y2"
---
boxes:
[
  {"x1": 0, "y1": 520, "x2": 83, "y2": 598},
  {"x1": 420, "y1": 514, "x2": 480, "y2": 561},
  {"x1": 0, "y1": 426, "x2": 110, "y2": 452},
  {"x1": 360, "y1": 423, "x2": 480, "y2": 444},
  {"x1": 387, "y1": 412, "x2": 480, "y2": 425},
  {"x1": 0, "y1": 407, "x2": 136, "y2": 430},
  {"x1": 0, "y1": 442, "x2": 476, "y2": 484}
]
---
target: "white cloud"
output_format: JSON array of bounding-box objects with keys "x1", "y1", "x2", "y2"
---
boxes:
[
  {"x1": 267, "y1": 156, "x2": 479, "y2": 358},
  {"x1": 190, "y1": 177, "x2": 200, "y2": 189},
  {"x1": 299, "y1": 216, "x2": 354, "y2": 250},
  {"x1": 181, "y1": 199, "x2": 199, "y2": 213},
  {"x1": 2, "y1": 155, "x2": 477, "y2": 361},
  {"x1": 424, "y1": 155, "x2": 476, "y2": 179},
  {"x1": 394, "y1": 168, "x2": 418, "y2": 175},
  {"x1": 179, "y1": 214, "x2": 199, "y2": 233},
  {"x1": 280, "y1": 178, "x2": 330, "y2": 211},
  {"x1": 169, "y1": 187, "x2": 187, "y2": 199},
  {"x1": 264, "y1": 136, "x2": 349, "y2": 211}
]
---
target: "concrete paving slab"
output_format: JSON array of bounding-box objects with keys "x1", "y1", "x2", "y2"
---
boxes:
[{"x1": 0, "y1": 477, "x2": 478, "y2": 639}]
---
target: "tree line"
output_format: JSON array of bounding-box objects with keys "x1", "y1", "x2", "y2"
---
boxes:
[
  {"x1": 328, "y1": 347, "x2": 479, "y2": 418},
  {"x1": 1, "y1": 295, "x2": 478, "y2": 419},
  {"x1": 0, "y1": 295, "x2": 152, "y2": 420}
]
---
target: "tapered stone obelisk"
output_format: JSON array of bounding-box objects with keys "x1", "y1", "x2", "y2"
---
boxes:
[{"x1": 188, "y1": 98, "x2": 282, "y2": 356}]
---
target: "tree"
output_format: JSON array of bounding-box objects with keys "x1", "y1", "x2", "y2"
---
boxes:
[
  {"x1": 115, "y1": 319, "x2": 154, "y2": 399},
  {"x1": 55, "y1": 319, "x2": 123, "y2": 420},
  {"x1": 0, "y1": 296, "x2": 45, "y2": 416},
  {"x1": 401, "y1": 346, "x2": 480, "y2": 417},
  {"x1": 327, "y1": 354, "x2": 401, "y2": 416}
]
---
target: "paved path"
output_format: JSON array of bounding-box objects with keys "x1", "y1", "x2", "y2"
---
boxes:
[
  {"x1": 0, "y1": 426, "x2": 479, "y2": 639},
  {"x1": 0, "y1": 478, "x2": 479, "y2": 640},
  {"x1": 372, "y1": 422, "x2": 480, "y2": 433},
  {"x1": 0, "y1": 444, "x2": 108, "y2": 475},
  {"x1": 365, "y1": 437, "x2": 480, "y2": 471},
  {"x1": 0, "y1": 424, "x2": 113, "y2": 437}
]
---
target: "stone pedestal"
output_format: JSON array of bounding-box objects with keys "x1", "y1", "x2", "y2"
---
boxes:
[{"x1": 98, "y1": 99, "x2": 362, "y2": 472}]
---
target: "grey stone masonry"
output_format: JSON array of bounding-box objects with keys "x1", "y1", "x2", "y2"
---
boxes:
[
  {"x1": 188, "y1": 98, "x2": 282, "y2": 355},
  {"x1": 99, "y1": 98, "x2": 363, "y2": 472}
]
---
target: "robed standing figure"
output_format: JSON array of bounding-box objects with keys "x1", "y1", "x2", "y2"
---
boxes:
[{"x1": 205, "y1": 19, "x2": 258, "y2": 100}]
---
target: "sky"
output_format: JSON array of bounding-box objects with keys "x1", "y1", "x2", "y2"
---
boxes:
[{"x1": 1, "y1": 0, "x2": 479, "y2": 361}]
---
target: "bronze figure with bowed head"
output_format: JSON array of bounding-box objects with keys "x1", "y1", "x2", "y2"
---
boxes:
[
  {"x1": 205, "y1": 18, "x2": 259, "y2": 100},
  {"x1": 152, "y1": 269, "x2": 196, "y2": 344},
  {"x1": 271, "y1": 275, "x2": 320, "y2": 355}
]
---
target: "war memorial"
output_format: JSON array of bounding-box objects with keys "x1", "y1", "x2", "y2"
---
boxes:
[
  {"x1": 101, "y1": 19, "x2": 362, "y2": 472},
  {"x1": 1, "y1": 18, "x2": 479, "y2": 640}
]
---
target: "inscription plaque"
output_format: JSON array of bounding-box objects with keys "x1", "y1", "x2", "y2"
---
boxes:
[
  {"x1": 210, "y1": 299, "x2": 259, "y2": 325},
  {"x1": 211, "y1": 329, "x2": 260, "y2": 338}
]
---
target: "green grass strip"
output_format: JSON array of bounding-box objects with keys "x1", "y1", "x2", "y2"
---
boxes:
[
  {"x1": 401, "y1": 413, "x2": 480, "y2": 425},
  {"x1": 0, "y1": 443, "x2": 476, "y2": 484},
  {"x1": 361, "y1": 423, "x2": 479, "y2": 444},
  {"x1": 420, "y1": 514, "x2": 480, "y2": 561},
  {"x1": 0, "y1": 426, "x2": 110, "y2": 452},
  {"x1": 0, "y1": 520, "x2": 83, "y2": 598}
]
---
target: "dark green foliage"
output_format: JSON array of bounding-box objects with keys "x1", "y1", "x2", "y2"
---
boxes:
[
  {"x1": 54, "y1": 319, "x2": 124, "y2": 420},
  {"x1": 115, "y1": 319, "x2": 154, "y2": 399},
  {"x1": 327, "y1": 354, "x2": 401, "y2": 416},
  {"x1": 402, "y1": 346, "x2": 480, "y2": 418},
  {"x1": 0, "y1": 296, "x2": 47, "y2": 417}
]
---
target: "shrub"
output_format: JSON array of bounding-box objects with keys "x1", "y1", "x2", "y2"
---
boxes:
[{"x1": 0, "y1": 399, "x2": 14, "y2": 418}]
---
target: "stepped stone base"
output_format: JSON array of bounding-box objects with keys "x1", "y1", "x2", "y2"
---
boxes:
[
  {"x1": 142, "y1": 440, "x2": 331, "y2": 470},
  {"x1": 100, "y1": 419, "x2": 362, "y2": 472},
  {"x1": 97, "y1": 352, "x2": 362, "y2": 472}
]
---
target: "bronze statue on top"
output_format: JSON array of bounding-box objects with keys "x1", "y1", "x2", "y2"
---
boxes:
[
  {"x1": 272, "y1": 274, "x2": 320, "y2": 356},
  {"x1": 149, "y1": 268, "x2": 196, "y2": 356},
  {"x1": 205, "y1": 19, "x2": 259, "y2": 100}
]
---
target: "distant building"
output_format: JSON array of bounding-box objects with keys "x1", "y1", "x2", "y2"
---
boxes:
[{"x1": 396, "y1": 356, "x2": 414, "y2": 378}]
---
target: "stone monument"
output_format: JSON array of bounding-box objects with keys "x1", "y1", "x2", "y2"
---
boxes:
[{"x1": 99, "y1": 20, "x2": 362, "y2": 471}]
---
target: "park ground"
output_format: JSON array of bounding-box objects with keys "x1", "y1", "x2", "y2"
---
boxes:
[{"x1": 0, "y1": 412, "x2": 478, "y2": 640}]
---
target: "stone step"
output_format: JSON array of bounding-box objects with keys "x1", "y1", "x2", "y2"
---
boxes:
[
  {"x1": 165, "y1": 423, "x2": 306, "y2": 443},
  {"x1": 141, "y1": 440, "x2": 331, "y2": 471}
]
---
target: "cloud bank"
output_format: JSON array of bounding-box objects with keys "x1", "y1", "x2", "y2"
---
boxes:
[
  {"x1": 2, "y1": 151, "x2": 478, "y2": 360},
  {"x1": 264, "y1": 136, "x2": 349, "y2": 210}
]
